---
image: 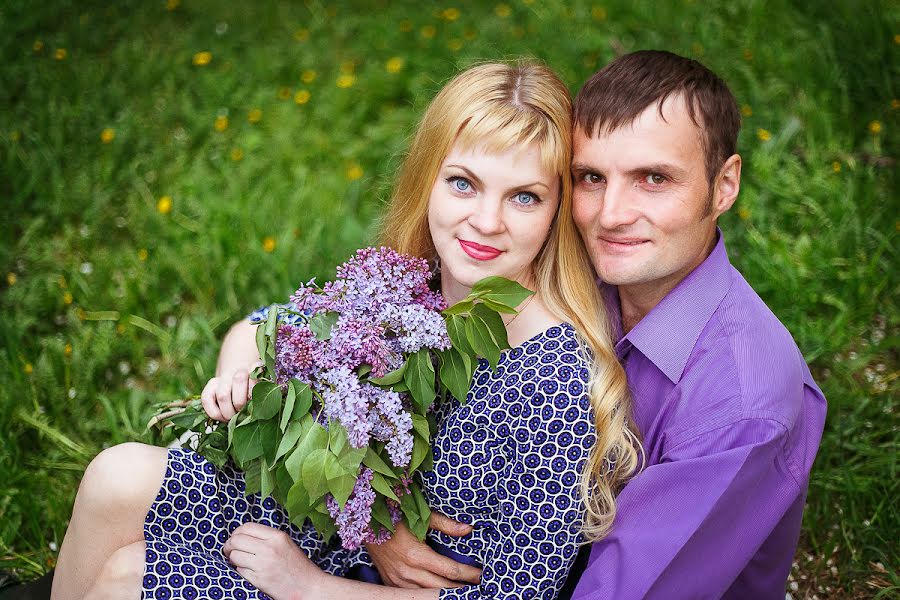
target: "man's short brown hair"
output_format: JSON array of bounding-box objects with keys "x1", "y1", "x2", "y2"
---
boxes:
[{"x1": 574, "y1": 50, "x2": 741, "y2": 185}]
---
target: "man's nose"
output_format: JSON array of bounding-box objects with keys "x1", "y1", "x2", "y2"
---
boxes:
[
  {"x1": 597, "y1": 179, "x2": 639, "y2": 230},
  {"x1": 468, "y1": 197, "x2": 506, "y2": 235}
]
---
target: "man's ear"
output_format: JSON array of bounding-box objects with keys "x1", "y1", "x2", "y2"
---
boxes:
[{"x1": 712, "y1": 154, "x2": 741, "y2": 218}]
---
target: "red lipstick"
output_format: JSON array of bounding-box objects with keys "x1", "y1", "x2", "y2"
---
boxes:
[{"x1": 458, "y1": 239, "x2": 502, "y2": 261}]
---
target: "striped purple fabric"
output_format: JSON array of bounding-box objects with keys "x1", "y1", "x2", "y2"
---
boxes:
[{"x1": 572, "y1": 232, "x2": 827, "y2": 600}]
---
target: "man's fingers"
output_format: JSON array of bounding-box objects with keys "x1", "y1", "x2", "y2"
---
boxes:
[
  {"x1": 400, "y1": 572, "x2": 460, "y2": 589},
  {"x1": 201, "y1": 378, "x2": 225, "y2": 422},
  {"x1": 231, "y1": 369, "x2": 250, "y2": 412},
  {"x1": 428, "y1": 512, "x2": 472, "y2": 537},
  {"x1": 429, "y1": 554, "x2": 481, "y2": 585}
]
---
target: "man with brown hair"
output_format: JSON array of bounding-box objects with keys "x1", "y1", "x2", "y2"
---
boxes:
[{"x1": 567, "y1": 50, "x2": 827, "y2": 599}]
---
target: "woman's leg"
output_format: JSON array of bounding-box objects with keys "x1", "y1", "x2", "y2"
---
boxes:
[
  {"x1": 51, "y1": 442, "x2": 168, "y2": 600},
  {"x1": 82, "y1": 541, "x2": 146, "y2": 600}
]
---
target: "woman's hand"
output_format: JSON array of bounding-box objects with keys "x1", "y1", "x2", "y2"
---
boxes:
[
  {"x1": 366, "y1": 513, "x2": 481, "y2": 588},
  {"x1": 223, "y1": 522, "x2": 323, "y2": 600},
  {"x1": 200, "y1": 367, "x2": 258, "y2": 422}
]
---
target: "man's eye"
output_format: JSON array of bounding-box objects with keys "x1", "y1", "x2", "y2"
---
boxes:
[
  {"x1": 645, "y1": 174, "x2": 666, "y2": 185},
  {"x1": 448, "y1": 177, "x2": 472, "y2": 193},
  {"x1": 582, "y1": 173, "x2": 604, "y2": 185}
]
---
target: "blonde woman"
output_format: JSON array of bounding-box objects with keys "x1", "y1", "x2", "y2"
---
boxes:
[{"x1": 52, "y1": 62, "x2": 639, "y2": 600}]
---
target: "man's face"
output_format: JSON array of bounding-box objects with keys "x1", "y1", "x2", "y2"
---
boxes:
[{"x1": 572, "y1": 96, "x2": 727, "y2": 298}]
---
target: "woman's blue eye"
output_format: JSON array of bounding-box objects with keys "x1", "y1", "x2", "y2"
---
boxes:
[
  {"x1": 513, "y1": 192, "x2": 537, "y2": 205},
  {"x1": 450, "y1": 177, "x2": 471, "y2": 192}
]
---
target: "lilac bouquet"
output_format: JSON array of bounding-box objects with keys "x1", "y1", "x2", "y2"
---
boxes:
[{"x1": 151, "y1": 247, "x2": 530, "y2": 549}]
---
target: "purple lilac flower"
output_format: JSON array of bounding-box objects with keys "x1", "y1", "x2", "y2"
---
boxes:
[
  {"x1": 325, "y1": 316, "x2": 401, "y2": 378},
  {"x1": 318, "y1": 366, "x2": 371, "y2": 448},
  {"x1": 365, "y1": 387, "x2": 414, "y2": 467},
  {"x1": 274, "y1": 324, "x2": 318, "y2": 385},
  {"x1": 379, "y1": 304, "x2": 451, "y2": 354},
  {"x1": 326, "y1": 467, "x2": 379, "y2": 550}
]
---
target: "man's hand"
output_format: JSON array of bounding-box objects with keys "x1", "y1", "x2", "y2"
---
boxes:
[
  {"x1": 224, "y1": 522, "x2": 323, "y2": 600},
  {"x1": 366, "y1": 513, "x2": 481, "y2": 588}
]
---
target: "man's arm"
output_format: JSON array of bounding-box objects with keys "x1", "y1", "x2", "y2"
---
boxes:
[{"x1": 572, "y1": 417, "x2": 802, "y2": 600}]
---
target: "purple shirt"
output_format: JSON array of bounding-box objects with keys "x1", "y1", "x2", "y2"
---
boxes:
[{"x1": 572, "y1": 232, "x2": 827, "y2": 600}]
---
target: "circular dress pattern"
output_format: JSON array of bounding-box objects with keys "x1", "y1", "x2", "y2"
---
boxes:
[{"x1": 142, "y1": 322, "x2": 595, "y2": 600}]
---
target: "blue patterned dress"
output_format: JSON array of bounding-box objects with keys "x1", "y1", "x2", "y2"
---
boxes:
[{"x1": 142, "y1": 322, "x2": 595, "y2": 600}]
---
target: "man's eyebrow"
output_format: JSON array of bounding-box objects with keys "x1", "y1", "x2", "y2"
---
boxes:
[
  {"x1": 445, "y1": 164, "x2": 551, "y2": 192},
  {"x1": 571, "y1": 162, "x2": 598, "y2": 173},
  {"x1": 625, "y1": 163, "x2": 688, "y2": 180}
]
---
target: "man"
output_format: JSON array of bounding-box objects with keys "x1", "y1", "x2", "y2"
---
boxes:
[
  {"x1": 565, "y1": 50, "x2": 827, "y2": 598},
  {"x1": 369, "y1": 50, "x2": 826, "y2": 599}
]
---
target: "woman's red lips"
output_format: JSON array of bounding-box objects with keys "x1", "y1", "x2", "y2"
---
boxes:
[{"x1": 458, "y1": 239, "x2": 502, "y2": 260}]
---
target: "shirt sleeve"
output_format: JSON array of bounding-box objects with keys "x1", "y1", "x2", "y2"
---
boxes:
[
  {"x1": 246, "y1": 302, "x2": 305, "y2": 325},
  {"x1": 440, "y1": 385, "x2": 596, "y2": 600},
  {"x1": 571, "y1": 417, "x2": 801, "y2": 600}
]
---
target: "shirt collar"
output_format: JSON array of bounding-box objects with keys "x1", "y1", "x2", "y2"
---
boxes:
[{"x1": 610, "y1": 229, "x2": 733, "y2": 384}]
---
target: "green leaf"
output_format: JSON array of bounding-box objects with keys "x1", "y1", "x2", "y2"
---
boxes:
[
  {"x1": 264, "y1": 304, "x2": 280, "y2": 337},
  {"x1": 409, "y1": 434, "x2": 431, "y2": 471},
  {"x1": 329, "y1": 421, "x2": 349, "y2": 456},
  {"x1": 274, "y1": 463, "x2": 293, "y2": 503},
  {"x1": 411, "y1": 484, "x2": 432, "y2": 533},
  {"x1": 227, "y1": 413, "x2": 237, "y2": 448},
  {"x1": 445, "y1": 314, "x2": 474, "y2": 356},
  {"x1": 289, "y1": 381, "x2": 313, "y2": 421},
  {"x1": 403, "y1": 349, "x2": 436, "y2": 412},
  {"x1": 326, "y1": 453, "x2": 356, "y2": 509},
  {"x1": 356, "y1": 364, "x2": 373, "y2": 378},
  {"x1": 363, "y1": 446, "x2": 396, "y2": 477},
  {"x1": 275, "y1": 420, "x2": 304, "y2": 460},
  {"x1": 370, "y1": 472, "x2": 400, "y2": 502},
  {"x1": 307, "y1": 506, "x2": 337, "y2": 541},
  {"x1": 399, "y1": 490, "x2": 422, "y2": 535},
  {"x1": 411, "y1": 413, "x2": 431, "y2": 441},
  {"x1": 370, "y1": 497, "x2": 396, "y2": 533},
  {"x1": 472, "y1": 302, "x2": 510, "y2": 351},
  {"x1": 478, "y1": 298, "x2": 518, "y2": 314},
  {"x1": 251, "y1": 381, "x2": 282, "y2": 421},
  {"x1": 309, "y1": 311, "x2": 339, "y2": 341},
  {"x1": 301, "y1": 449, "x2": 330, "y2": 500},
  {"x1": 255, "y1": 323, "x2": 267, "y2": 368},
  {"x1": 198, "y1": 445, "x2": 227, "y2": 468},
  {"x1": 232, "y1": 421, "x2": 265, "y2": 464},
  {"x1": 337, "y1": 444, "x2": 367, "y2": 474},
  {"x1": 284, "y1": 416, "x2": 325, "y2": 481},
  {"x1": 281, "y1": 382, "x2": 296, "y2": 432},
  {"x1": 258, "y1": 419, "x2": 280, "y2": 466},
  {"x1": 368, "y1": 362, "x2": 407, "y2": 386},
  {"x1": 442, "y1": 298, "x2": 474, "y2": 316},
  {"x1": 465, "y1": 314, "x2": 501, "y2": 369},
  {"x1": 243, "y1": 461, "x2": 262, "y2": 496},
  {"x1": 471, "y1": 276, "x2": 533, "y2": 308},
  {"x1": 438, "y1": 349, "x2": 472, "y2": 403},
  {"x1": 286, "y1": 479, "x2": 313, "y2": 523},
  {"x1": 260, "y1": 460, "x2": 275, "y2": 499}
]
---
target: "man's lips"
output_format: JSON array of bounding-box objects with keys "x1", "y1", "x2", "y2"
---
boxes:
[
  {"x1": 458, "y1": 239, "x2": 502, "y2": 261},
  {"x1": 597, "y1": 237, "x2": 650, "y2": 253}
]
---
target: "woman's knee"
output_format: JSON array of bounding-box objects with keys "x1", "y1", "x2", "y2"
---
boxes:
[
  {"x1": 87, "y1": 541, "x2": 146, "y2": 598},
  {"x1": 78, "y1": 442, "x2": 167, "y2": 516}
]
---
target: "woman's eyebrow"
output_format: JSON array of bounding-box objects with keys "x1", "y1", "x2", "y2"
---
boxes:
[{"x1": 445, "y1": 164, "x2": 551, "y2": 192}]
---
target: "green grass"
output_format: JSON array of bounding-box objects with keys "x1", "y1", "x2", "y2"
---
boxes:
[{"x1": 1, "y1": 1, "x2": 897, "y2": 597}]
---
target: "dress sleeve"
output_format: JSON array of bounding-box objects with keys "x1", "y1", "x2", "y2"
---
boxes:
[
  {"x1": 246, "y1": 302, "x2": 305, "y2": 325},
  {"x1": 440, "y1": 379, "x2": 596, "y2": 600},
  {"x1": 570, "y1": 417, "x2": 800, "y2": 600}
]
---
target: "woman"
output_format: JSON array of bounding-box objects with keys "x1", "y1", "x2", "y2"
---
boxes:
[{"x1": 52, "y1": 62, "x2": 639, "y2": 600}]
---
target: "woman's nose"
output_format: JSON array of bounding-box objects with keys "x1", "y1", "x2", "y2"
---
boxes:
[{"x1": 467, "y1": 197, "x2": 506, "y2": 235}]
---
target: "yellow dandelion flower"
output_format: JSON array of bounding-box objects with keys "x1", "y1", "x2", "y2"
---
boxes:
[
  {"x1": 832, "y1": 161, "x2": 841, "y2": 173},
  {"x1": 192, "y1": 51, "x2": 212, "y2": 66},
  {"x1": 137, "y1": 248, "x2": 149, "y2": 261},
  {"x1": 278, "y1": 86, "x2": 292, "y2": 100},
  {"x1": 33, "y1": 39, "x2": 44, "y2": 52},
  {"x1": 100, "y1": 128, "x2": 115, "y2": 143},
  {"x1": 214, "y1": 115, "x2": 229, "y2": 131},
  {"x1": 463, "y1": 28, "x2": 477, "y2": 40},
  {"x1": 64, "y1": 343, "x2": 73, "y2": 357},
  {"x1": 448, "y1": 39, "x2": 463, "y2": 51},
  {"x1": 741, "y1": 105, "x2": 753, "y2": 117},
  {"x1": 895, "y1": 34, "x2": 900, "y2": 45},
  {"x1": 294, "y1": 89, "x2": 311, "y2": 104},
  {"x1": 10, "y1": 131, "x2": 20, "y2": 142},
  {"x1": 892, "y1": 99, "x2": 900, "y2": 110},
  {"x1": 166, "y1": 0, "x2": 180, "y2": 10},
  {"x1": 737, "y1": 207, "x2": 750, "y2": 220},
  {"x1": 385, "y1": 57, "x2": 404, "y2": 73},
  {"x1": 24, "y1": 363, "x2": 33, "y2": 375},
  {"x1": 6, "y1": 272, "x2": 16, "y2": 285},
  {"x1": 77, "y1": 308, "x2": 86, "y2": 320},
  {"x1": 399, "y1": 19, "x2": 413, "y2": 32},
  {"x1": 262, "y1": 236, "x2": 276, "y2": 253},
  {"x1": 756, "y1": 128, "x2": 771, "y2": 142},
  {"x1": 55, "y1": 48, "x2": 67, "y2": 60},
  {"x1": 592, "y1": 6, "x2": 607, "y2": 21},
  {"x1": 116, "y1": 322, "x2": 126, "y2": 333},
  {"x1": 294, "y1": 28, "x2": 309, "y2": 42},
  {"x1": 58, "y1": 275, "x2": 67, "y2": 288},
  {"x1": 346, "y1": 163, "x2": 364, "y2": 181},
  {"x1": 157, "y1": 195, "x2": 173, "y2": 214},
  {"x1": 336, "y1": 74, "x2": 356, "y2": 89},
  {"x1": 248, "y1": 108, "x2": 263, "y2": 123},
  {"x1": 230, "y1": 147, "x2": 244, "y2": 161},
  {"x1": 301, "y1": 70, "x2": 317, "y2": 83},
  {"x1": 421, "y1": 25, "x2": 436, "y2": 39},
  {"x1": 63, "y1": 291, "x2": 73, "y2": 305},
  {"x1": 442, "y1": 8, "x2": 460, "y2": 21},
  {"x1": 495, "y1": 4, "x2": 511, "y2": 17},
  {"x1": 868, "y1": 120, "x2": 882, "y2": 135},
  {"x1": 743, "y1": 49, "x2": 753, "y2": 61}
]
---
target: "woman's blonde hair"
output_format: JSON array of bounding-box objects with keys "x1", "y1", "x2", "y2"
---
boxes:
[{"x1": 379, "y1": 61, "x2": 641, "y2": 541}]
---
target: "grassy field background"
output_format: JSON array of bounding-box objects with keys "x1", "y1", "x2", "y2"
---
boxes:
[{"x1": 1, "y1": 0, "x2": 897, "y2": 597}]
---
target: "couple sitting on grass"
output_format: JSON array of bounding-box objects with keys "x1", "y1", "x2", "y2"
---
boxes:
[{"x1": 52, "y1": 50, "x2": 826, "y2": 600}]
